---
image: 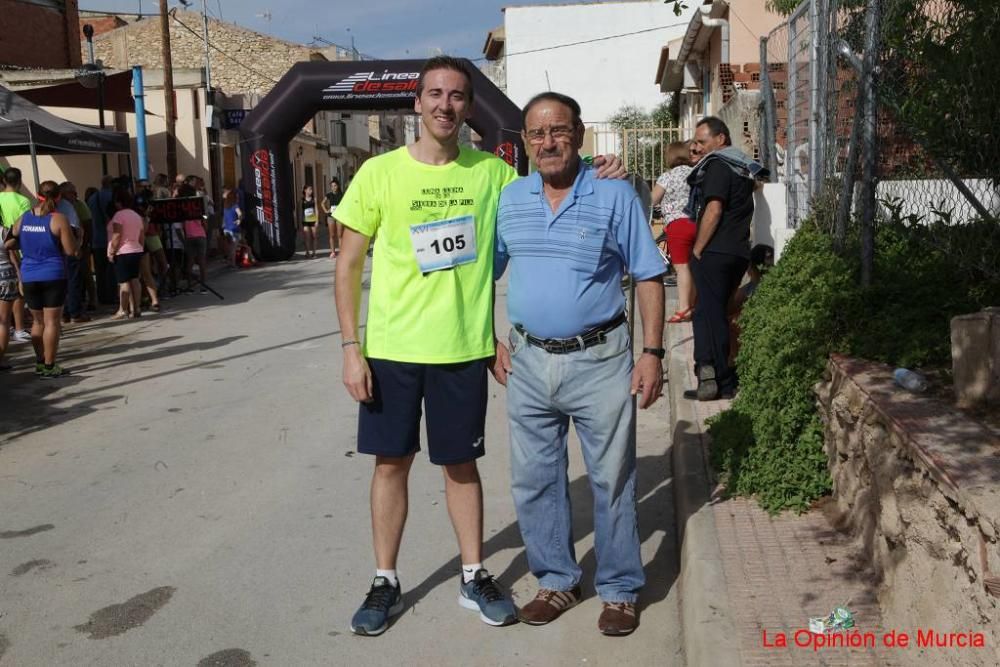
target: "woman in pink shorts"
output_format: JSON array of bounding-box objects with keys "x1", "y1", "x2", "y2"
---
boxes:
[{"x1": 651, "y1": 140, "x2": 697, "y2": 322}]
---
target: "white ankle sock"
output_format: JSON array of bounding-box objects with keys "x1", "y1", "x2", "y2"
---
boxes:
[
  {"x1": 462, "y1": 563, "x2": 483, "y2": 583},
  {"x1": 375, "y1": 569, "x2": 398, "y2": 587}
]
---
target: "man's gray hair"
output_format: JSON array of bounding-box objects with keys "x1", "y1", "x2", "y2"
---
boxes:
[{"x1": 521, "y1": 92, "x2": 583, "y2": 128}]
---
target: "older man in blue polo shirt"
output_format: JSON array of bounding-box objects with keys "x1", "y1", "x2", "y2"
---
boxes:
[{"x1": 492, "y1": 91, "x2": 665, "y2": 636}]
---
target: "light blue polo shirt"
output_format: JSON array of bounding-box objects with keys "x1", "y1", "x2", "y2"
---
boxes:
[{"x1": 495, "y1": 162, "x2": 664, "y2": 339}]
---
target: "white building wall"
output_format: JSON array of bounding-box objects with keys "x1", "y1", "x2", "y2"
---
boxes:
[{"x1": 503, "y1": 0, "x2": 697, "y2": 123}]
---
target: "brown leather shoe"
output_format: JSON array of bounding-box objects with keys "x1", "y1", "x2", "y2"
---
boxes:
[
  {"x1": 598, "y1": 601, "x2": 638, "y2": 635},
  {"x1": 517, "y1": 586, "x2": 582, "y2": 625}
]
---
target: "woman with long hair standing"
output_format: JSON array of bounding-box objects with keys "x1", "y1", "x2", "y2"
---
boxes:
[
  {"x1": 301, "y1": 184, "x2": 318, "y2": 258},
  {"x1": 322, "y1": 178, "x2": 343, "y2": 258},
  {"x1": 651, "y1": 140, "x2": 698, "y2": 322},
  {"x1": 107, "y1": 187, "x2": 146, "y2": 319},
  {"x1": 7, "y1": 180, "x2": 77, "y2": 378}
]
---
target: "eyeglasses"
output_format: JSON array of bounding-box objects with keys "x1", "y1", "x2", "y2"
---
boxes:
[{"x1": 524, "y1": 126, "x2": 577, "y2": 144}]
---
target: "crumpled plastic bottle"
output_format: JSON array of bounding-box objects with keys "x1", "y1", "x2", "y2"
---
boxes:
[{"x1": 893, "y1": 368, "x2": 928, "y2": 393}]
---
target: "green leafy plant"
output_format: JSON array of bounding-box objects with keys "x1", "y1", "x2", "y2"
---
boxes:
[
  {"x1": 666, "y1": 1, "x2": 688, "y2": 17},
  {"x1": 879, "y1": 0, "x2": 1000, "y2": 181},
  {"x1": 766, "y1": 0, "x2": 807, "y2": 14}
]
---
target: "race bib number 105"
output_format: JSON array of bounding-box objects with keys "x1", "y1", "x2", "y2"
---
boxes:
[{"x1": 410, "y1": 215, "x2": 477, "y2": 273}]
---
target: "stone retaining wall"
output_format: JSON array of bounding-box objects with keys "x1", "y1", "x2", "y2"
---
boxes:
[{"x1": 817, "y1": 355, "x2": 1000, "y2": 666}]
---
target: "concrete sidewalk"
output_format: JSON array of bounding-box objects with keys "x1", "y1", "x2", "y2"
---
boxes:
[{"x1": 666, "y1": 316, "x2": 897, "y2": 666}]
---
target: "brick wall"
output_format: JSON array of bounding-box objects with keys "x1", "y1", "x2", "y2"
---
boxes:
[
  {"x1": 0, "y1": 0, "x2": 82, "y2": 69},
  {"x1": 89, "y1": 10, "x2": 321, "y2": 94}
]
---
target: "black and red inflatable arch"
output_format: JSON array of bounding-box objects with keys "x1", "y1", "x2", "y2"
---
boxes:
[{"x1": 239, "y1": 59, "x2": 527, "y2": 261}]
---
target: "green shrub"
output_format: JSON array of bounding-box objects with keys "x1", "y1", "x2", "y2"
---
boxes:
[
  {"x1": 708, "y1": 225, "x2": 850, "y2": 513},
  {"x1": 708, "y1": 213, "x2": 1000, "y2": 514}
]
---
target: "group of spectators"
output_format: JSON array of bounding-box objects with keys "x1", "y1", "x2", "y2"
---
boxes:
[{"x1": 0, "y1": 166, "x2": 248, "y2": 377}]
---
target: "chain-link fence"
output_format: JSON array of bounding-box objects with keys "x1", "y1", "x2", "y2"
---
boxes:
[
  {"x1": 761, "y1": 0, "x2": 999, "y2": 264},
  {"x1": 788, "y1": 2, "x2": 814, "y2": 228},
  {"x1": 875, "y1": 0, "x2": 999, "y2": 221}
]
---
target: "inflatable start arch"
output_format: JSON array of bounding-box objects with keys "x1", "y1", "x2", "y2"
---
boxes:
[{"x1": 239, "y1": 59, "x2": 527, "y2": 261}]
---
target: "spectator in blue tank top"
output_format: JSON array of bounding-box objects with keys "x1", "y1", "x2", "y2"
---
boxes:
[{"x1": 6, "y1": 180, "x2": 78, "y2": 379}]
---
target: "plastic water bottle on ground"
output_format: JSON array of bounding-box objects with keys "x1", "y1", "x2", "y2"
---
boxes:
[{"x1": 893, "y1": 368, "x2": 928, "y2": 393}]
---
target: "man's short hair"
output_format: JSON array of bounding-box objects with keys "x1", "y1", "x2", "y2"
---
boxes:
[
  {"x1": 521, "y1": 92, "x2": 583, "y2": 128},
  {"x1": 416, "y1": 56, "x2": 474, "y2": 103},
  {"x1": 3, "y1": 167, "x2": 22, "y2": 188},
  {"x1": 696, "y1": 116, "x2": 733, "y2": 146}
]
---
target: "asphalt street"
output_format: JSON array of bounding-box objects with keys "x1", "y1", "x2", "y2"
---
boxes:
[{"x1": 0, "y1": 251, "x2": 681, "y2": 667}]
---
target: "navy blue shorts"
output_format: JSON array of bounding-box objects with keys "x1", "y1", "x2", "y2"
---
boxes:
[{"x1": 358, "y1": 358, "x2": 488, "y2": 465}]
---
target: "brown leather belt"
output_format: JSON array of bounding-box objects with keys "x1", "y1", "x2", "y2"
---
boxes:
[{"x1": 516, "y1": 312, "x2": 627, "y2": 355}]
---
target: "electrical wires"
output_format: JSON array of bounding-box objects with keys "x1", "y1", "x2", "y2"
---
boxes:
[{"x1": 469, "y1": 20, "x2": 690, "y2": 63}]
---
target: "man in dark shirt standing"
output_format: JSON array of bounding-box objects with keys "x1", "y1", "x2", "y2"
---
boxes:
[{"x1": 686, "y1": 117, "x2": 758, "y2": 400}]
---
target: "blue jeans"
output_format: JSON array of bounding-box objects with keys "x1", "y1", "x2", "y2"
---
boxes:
[{"x1": 506, "y1": 323, "x2": 644, "y2": 603}]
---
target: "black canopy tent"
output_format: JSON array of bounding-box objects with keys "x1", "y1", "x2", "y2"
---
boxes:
[{"x1": 0, "y1": 85, "x2": 131, "y2": 190}]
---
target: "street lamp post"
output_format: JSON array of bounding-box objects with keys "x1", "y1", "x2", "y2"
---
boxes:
[{"x1": 81, "y1": 24, "x2": 108, "y2": 176}]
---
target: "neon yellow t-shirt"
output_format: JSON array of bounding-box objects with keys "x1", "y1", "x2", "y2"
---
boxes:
[
  {"x1": 0, "y1": 191, "x2": 31, "y2": 229},
  {"x1": 336, "y1": 146, "x2": 517, "y2": 364}
]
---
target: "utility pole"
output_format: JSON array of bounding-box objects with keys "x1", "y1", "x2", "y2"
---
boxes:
[
  {"x1": 159, "y1": 0, "x2": 178, "y2": 178},
  {"x1": 201, "y1": 0, "x2": 222, "y2": 229},
  {"x1": 200, "y1": 0, "x2": 212, "y2": 90}
]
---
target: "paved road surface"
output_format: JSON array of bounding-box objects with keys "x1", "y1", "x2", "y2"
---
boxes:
[{"x1": 0, "y1": 254, "x2": 681, "y2": 666}]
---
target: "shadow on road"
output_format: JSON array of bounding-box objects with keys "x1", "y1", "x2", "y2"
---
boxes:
[
  {"x1": 0, "y1": 328, "x2": 350, "y2": 446},
  {"x1": 403, "y1": 449, "x2": 678, "y2": 614}
]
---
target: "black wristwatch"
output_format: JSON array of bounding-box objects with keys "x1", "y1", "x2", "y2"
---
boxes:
[{"x1": 642, "y1": 347, "x2": 666, "y2": 359}]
